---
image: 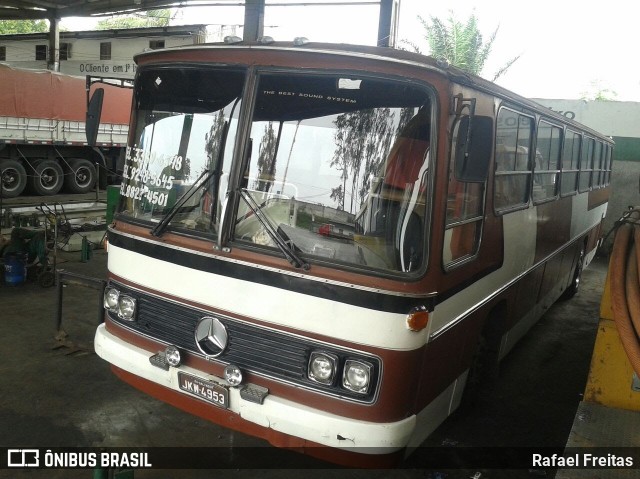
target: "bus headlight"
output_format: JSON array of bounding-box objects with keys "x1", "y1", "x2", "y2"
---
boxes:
[
  {"x1": 165, "y1": 345, "x2": 181, "y2": 367},
  {"x1": 343, "y1": 360, "x2": 372, "y2": 394},
  {"x1": 117, "y1": 295, "x2": 137, "y2": 321},
  {"x1": 103, "y1": 287, "x2": 120, "y2": 310},
  {"x1": 224, "y1": 364, "x2": 243, "y2": 386},
  {"x1": 308, "y1": 352, "x2": 338, "y2": 385}
]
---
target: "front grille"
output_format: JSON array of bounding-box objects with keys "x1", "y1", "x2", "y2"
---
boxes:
[{"x1": 108, "y1": 282, "x2": 380, "y2": 402}]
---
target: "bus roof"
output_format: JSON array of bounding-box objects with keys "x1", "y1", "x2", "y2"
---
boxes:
[{"x1": 135, "y1": 41, "x2": 612, "y2": 144}]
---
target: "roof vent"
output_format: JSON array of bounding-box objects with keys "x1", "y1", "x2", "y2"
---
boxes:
[
  {"x1": 293, "y1": 37, "x2": 309, "y2": 46},
  {"x1": 258, "y1": 36, "x2": 275, "y2": 45},
  {"x1": 224, "y1": 35, "x2": 243, "y2": 44}
]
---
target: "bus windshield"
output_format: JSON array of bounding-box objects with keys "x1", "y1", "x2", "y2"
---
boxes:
[
  {"x1": 118, "y1": 67, "x2": 433, "y2": 274},
  {"x1": 119, "y1": 67, "x2": 244, "y2": 235},
  {"x1": 236, "y1": 73, "x2": 432, "y2": 273}
]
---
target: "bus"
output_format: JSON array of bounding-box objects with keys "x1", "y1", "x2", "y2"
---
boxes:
[{"x1": 93, "y1": 41, "x2": 613, "y2": 465}]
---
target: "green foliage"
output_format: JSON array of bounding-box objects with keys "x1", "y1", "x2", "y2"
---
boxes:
[
  {"x1": 0, "y1": 20, "x2": 49, "y2": 34},
  {"x1": 256, "y1": 122, "x2": 277, "y2": 193},
  {"x1": 581, "y1": 80, "x2": 618, "y2": 101},
  {"x1": 204, "y1": 110, "x2": 227, "y2": 168},
  {"x1": 97, "y1": 9, "x2": 170, "y2": 30},
  {"x1": 420, "y1": 12, "x2": 494, "y2": 76},
  {"x1": 408, "y1": 11, "x2": 520, "y2": 81},
  {"x1": 331, "y1": 108, "x2": 396, "y2": 212}
]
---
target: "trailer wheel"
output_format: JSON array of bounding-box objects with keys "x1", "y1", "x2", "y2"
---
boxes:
[
  {"x1": 1, "y1": 159, "x2": 27, "y2": 198},
  {"x1": 30, "y1": 159, "x2": 64, "y2": 196},
  {"x1": 65, "y1": 158, "x2": 96, "y2": 194}
]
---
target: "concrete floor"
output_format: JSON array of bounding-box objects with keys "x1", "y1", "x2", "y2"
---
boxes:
[{"x1": 0, "y1": 245, "x2": 609, "y2": 479}]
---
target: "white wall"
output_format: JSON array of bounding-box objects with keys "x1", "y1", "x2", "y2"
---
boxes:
[
  {"x1": 0, "y1": 27, "x2": 205, "y2": 79},
  {"x1": 532, "y1": 98, "x2": 640, "y2": 138},
  {"x1": 533, "y1": 98, "x2": 640, "y2": 248}
]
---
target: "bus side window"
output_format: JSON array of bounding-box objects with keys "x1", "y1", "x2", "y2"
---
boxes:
[
  {"x1": 443, "y1": 114, "x2": 491, "y2": 267},
  {"x1": 494, "y1": 108, "x2": 533, "y2": 213},
  {"x1": 560, "y1": 130, "x2": 580, "y2": 196},
  {"x1": 578, "y1": 137, "x2": 595, "y2": 192},
  {"x1": 532, "y1": 120, "x2": 562, "y2": 204}
]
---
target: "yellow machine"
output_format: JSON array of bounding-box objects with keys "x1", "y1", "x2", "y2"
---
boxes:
[
  {"x1": 557, "y1": 209, "x2": 640, "y2": 479},
  {"x1": 585, "y1": 209, "x2": 640, "y2": 411}
]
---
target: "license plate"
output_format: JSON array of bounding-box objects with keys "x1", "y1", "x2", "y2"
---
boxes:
[{"x1": 178, "y1": 372, "x2": 228, "y2": 409}]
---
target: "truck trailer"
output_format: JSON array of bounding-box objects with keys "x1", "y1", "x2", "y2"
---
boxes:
[{"x1": 0, "y1": 64, "x2": 131, "y2": 198}]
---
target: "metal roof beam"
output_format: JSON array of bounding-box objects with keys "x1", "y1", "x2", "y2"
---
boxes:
[
  {"x1": 0, "y1": 8, "x2": 50, "y2": 20},
  {"x1": 0, "y1": 1, "x2": 198, "y2": 20}
]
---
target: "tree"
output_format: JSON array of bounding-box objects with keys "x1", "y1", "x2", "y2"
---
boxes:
[
  {"x1": 405, "y1": 11, "x2": 520, "y2": 81},
  {"x1": 203, "y1": 110, "x2": 227, "y2": 219},
  {"x1": 97, "y1": 9, "x2": 170, "y2": 30},
  {"x1": 204, "y1": 110, "x2": 227, "y2": 169},
  {"x1": 256, "y1": 122, "x2": 278, "y2": 193},
  {"x1": 0, "y1": 20, "x2": 48, "y2": 34},
  {"x1": 581, "y1": 80, "x2": 617, "y2": 101},
  {"x1": 331, "y1": 109, "x2": 396, "y2": 213}
]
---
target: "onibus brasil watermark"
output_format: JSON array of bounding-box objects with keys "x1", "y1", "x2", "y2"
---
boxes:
[{"x1": 7, "y1": 449, "x2": 151, "y2": 468}]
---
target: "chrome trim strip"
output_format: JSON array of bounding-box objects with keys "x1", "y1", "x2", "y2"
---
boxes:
[{"x1": 429, "y1": 224, "x2": 599, "y2": 342}]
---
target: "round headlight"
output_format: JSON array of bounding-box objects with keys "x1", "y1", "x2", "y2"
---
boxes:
[
  {"x1": 308, "y1": 352, "x2": 337, "y2": 385},
  {"x1": 343, "y1": 360, "x2": 372, "y2": 394},
  {"x1": 103, "y1": 287, "x2": 119, "y2": 310},
  {"x1": 165, "y1": 346, "x2": 181, "y2": 367},
  {"x1": 224, "y1": 364, "x2": 243, "y2": 386},
  {"x1": 117, "y1": 295, "x2": 137, "y2": 321}
]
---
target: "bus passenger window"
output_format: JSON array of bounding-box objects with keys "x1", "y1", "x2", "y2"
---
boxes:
[
  {"x1": 561, "y1": 130, "x2": 580, "y2": 196},
  {"x1": 603, "y1": 145, "x2": 613, "y2": 185},
  {"x1": 592, "y1": 141, "x2": 603, "y2": 188},
  {"x1": 443, "y1": 112, "x2": 488, "y2": 267},
  {"x1": 494, "y1": 109, "x2": 533, "y2": 212},
  {"x1": 579, "y1": 137, "x2": 595, "y2": 192},
  {"x1": 532, "y1": 121, "x2": 562, "y2": 204}
]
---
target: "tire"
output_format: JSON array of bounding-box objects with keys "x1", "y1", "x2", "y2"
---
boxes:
[
  {"x1": 561, "y1": 246, "x2": 585, "y2": 300},
  {"x1": 38, "y1": 270, "x2": 55, "y2": 288},
  {"x1": 461, "y1": 334, "x2": 500, "y2": 409},
  {"x1": 30, "y1": 159, "x2": 64, "y2": 196},
  {"x1": 1, "y1": 159, "x2": 27, "y2": 198},
  {"x1": 460, "y1": 308, "x2": 505, "y2": 410},
  {"x1": 65, "y1": 158, "x2": 96, "y2": 194}
]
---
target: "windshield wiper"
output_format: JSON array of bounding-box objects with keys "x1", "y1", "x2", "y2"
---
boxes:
[
  {"x1": 150, "y1": 119, "x2": 231, "y2": 238},
  {"x1": 239, "y1": 189, "x2": 310, "y2": 270},
  {"x1": 149, "y1": 168, "x2": 210, "y2": 237}
]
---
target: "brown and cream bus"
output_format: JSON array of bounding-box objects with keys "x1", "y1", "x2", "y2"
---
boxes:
[{"x1": 94, "y1": 40, "x2": 613, "y2": 465}]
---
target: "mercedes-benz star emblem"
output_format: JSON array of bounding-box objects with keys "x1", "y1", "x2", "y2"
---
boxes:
[{"x1": 194, "y1": 317, "x2": 228, "y2": 358}]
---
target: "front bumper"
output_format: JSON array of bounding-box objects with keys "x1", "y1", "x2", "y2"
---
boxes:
[{"x1": 94, "y1": 323, "x2": 416, "y2": 453}]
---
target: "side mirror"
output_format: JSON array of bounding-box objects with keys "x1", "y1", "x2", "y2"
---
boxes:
[
  {"x1": 86, "y1": 88, "x2": 104, "y2": 147},
  {"x1": 454, "y1": 115, "x2": 493, "y2": 183}
]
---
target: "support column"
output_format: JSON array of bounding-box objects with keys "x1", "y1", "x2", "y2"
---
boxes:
[
  {"x1": 48, "y1": 14, "x2": 60, "y2": 72},
  {"x1": 243, "y1": 0, "x2": 265, "y2": 42},
  {"x1": 377, "y1": 0, "x2": 400, "y2": 48}
]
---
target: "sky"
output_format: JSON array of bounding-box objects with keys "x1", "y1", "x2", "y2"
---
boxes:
[{"x1": 60, "y1": 0, "x2": 640, "y2": 102}]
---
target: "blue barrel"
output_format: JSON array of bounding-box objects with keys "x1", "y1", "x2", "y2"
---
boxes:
[{"x1": 4, "y1": 253, "x2": 28, "y2": 286}]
